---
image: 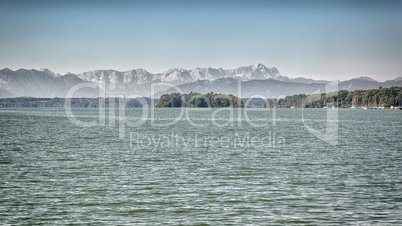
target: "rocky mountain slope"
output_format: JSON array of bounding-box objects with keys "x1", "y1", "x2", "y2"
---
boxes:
[{"x1": 1, "y1": 64, "x2": 401, "y2": 98}]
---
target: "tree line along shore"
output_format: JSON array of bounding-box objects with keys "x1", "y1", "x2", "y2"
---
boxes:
[
  {"x1": 273, "y1": 86, "x2": 402, "y2": 109},
  {"x1": 0, "y1": 87, "x2": 401, "y2": 109}
]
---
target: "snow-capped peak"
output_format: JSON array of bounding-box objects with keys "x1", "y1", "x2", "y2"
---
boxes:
[{"x1": 39, "y1": 68, "x2": 61, "y2": 77}]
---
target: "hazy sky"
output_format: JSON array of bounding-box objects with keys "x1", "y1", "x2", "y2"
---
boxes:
[{"x1": 0, "y1": 0, "x2": 401, "y2": 81}]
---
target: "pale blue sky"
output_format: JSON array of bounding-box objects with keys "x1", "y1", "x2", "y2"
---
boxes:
[{"x1": 0, "y1": 0, "x2": 401, "y2": 81}]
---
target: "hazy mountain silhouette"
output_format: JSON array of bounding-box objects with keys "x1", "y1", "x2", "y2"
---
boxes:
[{"x1": 1, "y1": 65, "x2": 401, "y2": 98}]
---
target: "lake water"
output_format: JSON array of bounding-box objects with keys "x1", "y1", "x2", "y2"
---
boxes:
[{"x1": 1, "y1": 108, "x2": 401, "y2": 224}]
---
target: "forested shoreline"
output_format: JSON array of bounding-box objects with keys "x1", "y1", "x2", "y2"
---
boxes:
[
  {"x1": 273, "y1": 87, "x2": 402, "y2": 108},
  {"x1": 0, "y1": 97, "x2": 153, "y2": 108},
  {"x1": 1, "y1": 87, "x2": 401, "y2": 109},
  {"x1": 155, "y1": 92, "x2": 244, "y2": 108}
]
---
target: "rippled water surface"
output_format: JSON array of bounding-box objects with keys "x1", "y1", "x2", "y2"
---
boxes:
[{"x1": 1, "y1": 108, "x2": 401, "y2": 224}]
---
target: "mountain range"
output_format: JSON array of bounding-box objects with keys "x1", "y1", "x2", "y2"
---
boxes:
[{"x1": 0, "y1": 64, "x2": 401, "y2": 98}]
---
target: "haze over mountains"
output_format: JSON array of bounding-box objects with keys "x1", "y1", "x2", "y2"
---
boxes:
[{"x1": 0, "y1": 64, "x2": 401, "y2": 98}]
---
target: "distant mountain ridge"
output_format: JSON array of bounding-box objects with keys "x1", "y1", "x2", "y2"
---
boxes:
[
  {"x1": 0, "y1": 68, "x2": 97, "y2": 98},
  {"x1": 75, "y1": 63, "x2": 281, "y2": 86},
  {"x1": 0, "y1": 64, "x2": 401, "y2": 98}
]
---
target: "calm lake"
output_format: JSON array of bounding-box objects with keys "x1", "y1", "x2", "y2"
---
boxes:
[{"x1": 1, "y1": 108, "x2": 401, "y2": 224}]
